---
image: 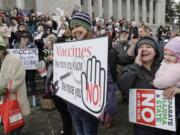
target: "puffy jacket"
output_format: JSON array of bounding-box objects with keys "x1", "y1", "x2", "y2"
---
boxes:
[{"x1": 118, "y1": 36, "x2": 163, "y2": 94}]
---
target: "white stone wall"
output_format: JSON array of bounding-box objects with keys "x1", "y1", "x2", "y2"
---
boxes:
[
  {"x1": 1, "y1": 0, "x2": 166, "y2": 26},
  {"x1": 122, "y1": 0, "x2": 126, "y2": 18},
  {"x1": 4, "y1": 0, "x2": 16, "y2": 9},
  {"x1": 25, "y1": 0, "x2": 36, "y2": 10},
  {"x1": 36, "y1": 0, "x2": 81, "y2": 16}
]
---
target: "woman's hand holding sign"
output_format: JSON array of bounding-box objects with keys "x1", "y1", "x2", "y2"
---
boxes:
[
  {"x1": 81, "y1": 56, "x2": 106, "y2": 114},
  {"x1": 164, "y1": 86, "x2": 180, "y2": 99}
]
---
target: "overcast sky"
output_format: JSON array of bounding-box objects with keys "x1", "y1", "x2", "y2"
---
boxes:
[{"x1": 174, "y1": 0, "x2": 180, "y2": 2}]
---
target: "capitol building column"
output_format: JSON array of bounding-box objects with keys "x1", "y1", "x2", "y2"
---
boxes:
[{"x1": 16, "y1": 0, "x2": 25, "y2": 9}]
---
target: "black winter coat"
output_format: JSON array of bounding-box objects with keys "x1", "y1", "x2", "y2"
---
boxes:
[{"x1": 118, "y1": 63, "x2": 160, "y2": 95}]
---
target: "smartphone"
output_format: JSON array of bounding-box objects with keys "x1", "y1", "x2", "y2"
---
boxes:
[{"x1": 132, "y1": 27, "x2": 139, "y2": 38}]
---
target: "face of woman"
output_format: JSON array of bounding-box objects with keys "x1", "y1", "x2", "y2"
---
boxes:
[
  {"x1": 72, "y1": 26, "x2": 88, "y2": 40},
  {"x1": 46, "y1": 41, "x2": 53, "y2": 50},
  {"x1": 139, "y1": 44, "x2": 156, "y2": 63},
  {"x1": 164, "y1": 49, "x2": 177, "y2": 63},
  {"x1": 138, "y1": 28, "x2": 146, "y2": 38}
]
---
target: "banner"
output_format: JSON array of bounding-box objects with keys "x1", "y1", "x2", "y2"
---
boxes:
[
  {"x1": 35, "y1": 61, "x2": 47, "y2": 77},
  {"x1": 129, "y1": 89, "x2": 176, "y2": 131},
  {"x1": 8, "y1": 49, "x2": 39, "y2": 70},
  {"x1": 53, "y1": 37, "x2": 108, "y2": 117}
]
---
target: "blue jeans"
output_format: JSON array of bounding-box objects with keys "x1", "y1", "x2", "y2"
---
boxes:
[{"x1": 71, "y1": 114, "x2": 99, "y2": 135}]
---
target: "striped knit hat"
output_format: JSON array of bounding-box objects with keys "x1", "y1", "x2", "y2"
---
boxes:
[
  {"x1": 0, "y1": 36, "x2": 6, "y2": 50},
  {"x1": 70, "y1": 12, "x2": 92, "y2": 31}
]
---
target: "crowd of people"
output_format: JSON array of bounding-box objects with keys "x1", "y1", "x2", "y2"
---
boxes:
[{"x1": 0, "y1": 7, "x2": 180, "y2": 135}]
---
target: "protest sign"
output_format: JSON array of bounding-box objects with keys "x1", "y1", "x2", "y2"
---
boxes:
[
  {"x1": 35, "y1": 61, "x2": 47, "y2": 77},
  {"x1": 8, "y1": 49, "x2": 39, "y2": 70},
  {"x1": 129, "y1": 89, "x2": 176, "y2": 131},
  {"x1": 53, "y1": 37, "x2": 108, "y2": 117}
]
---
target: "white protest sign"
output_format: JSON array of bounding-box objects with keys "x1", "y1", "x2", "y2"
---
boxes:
[
  {"x1": 129, "y1": 89, "x2": 176, "y2": 131},
  {"x1": 8, "y1": 49, "x2": 39, "y2": 70},
  {"x1": 53, "y1": 37, "x2": 108, "y2": 117},
  {"x1": 35, "y1": 61, "x2": 47, "y2": 77}
]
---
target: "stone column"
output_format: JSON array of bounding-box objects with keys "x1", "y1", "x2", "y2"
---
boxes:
[
  {"x1": 16, "y1": 0, "x2": 25, "y2": 9},
  {"x1": 93, "y1": 0, "x2": 98, "y2": 17},
  {"x1": 149, "y1": 0, "x2": 154, "y2": 24},
  {"x1": 0, "y1": 0, "x2": 4, "y2": 9},
  {"x1": 134, "y1": 0, "x2": 139, "y2": 22},
  {"x1": 87, "y1": 0, "x2": 93, "y2": 17},
  {"x1": 126, "y1": 0, "x2": 131, "y2": 21},
  {"x1": 98, "y1": 0, "x2": 103, "y2": 17},
  {"x1": 117, "y1": 0, "x2": 122, "y2": 19},
  {"x1": 107, "y1": 0, "x2": 113, "y2": 19},
  {"x1": 158, "y1": 0, "x2": 166, "y2": 25},
  {"x1": 142, "y1": 0, "x2": 147, "y2": 22}
]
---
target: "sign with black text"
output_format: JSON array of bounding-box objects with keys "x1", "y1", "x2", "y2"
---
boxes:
[
  {"x1": 129, "y1": 89, "x2": 176, "y2": 131},
  {"x1": 8, "y1": 49, "x2": 39, "y2": 70},
  {"x1": 53, "y1": 37, "x2": 108, "y2": 117}
]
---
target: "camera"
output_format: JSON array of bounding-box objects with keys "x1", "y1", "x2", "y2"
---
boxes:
[{"x1": 42, "y1": 49, "x2": 53, "y2": 57}]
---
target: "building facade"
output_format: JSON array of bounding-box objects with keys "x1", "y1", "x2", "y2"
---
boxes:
[{"x1": 0, "y1": 0, "x2": 166, "y2": 25}]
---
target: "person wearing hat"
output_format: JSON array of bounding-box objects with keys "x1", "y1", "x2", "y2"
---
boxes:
[
  {"x1": 113, "y1": 28, "x2": 132, "y2": 103},
  {"x1": 118, "y1": 36, "x2": 173, "y2": 135},
  {"x1": 114, "y1": 27, "x2": 132, "y2": 66},
  {"x1": 13, "y1": 23, "x2": 33, "y2": 44},
  {"x1": 69, "y1": 11, "x2": 119, "y2": 134},
  {"x1": 68, "y1": 11, "x2": 100, "y2": 135},
  {"x1": 153, "y1": 37, "x2": 180, "y2": 89},
  {"x1": 153, "y1": 37, "x2": 180, "y2": 135},
  {"x1": 14, "y1": 32, "x2": 37, "y2": 107},
  {"x1": 127, "y1": 24, "x2": 152, "y2": 58},
  {"x1": 0, "y1": 36, "x2": 30, "y2": 135}
]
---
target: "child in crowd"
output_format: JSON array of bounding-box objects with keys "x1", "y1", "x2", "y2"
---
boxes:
[
  {"x1": 153, "y1": 37, "x2": 180, "y2": 135},
  {"x1": 153, "y1": 37, "x2": 180, "y2": 91}
]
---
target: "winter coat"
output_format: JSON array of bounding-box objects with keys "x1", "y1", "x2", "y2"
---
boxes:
[
  {"x1": 118, "y1": 63, "x2": 160, "y2": 94},
  {"x1": 0, "y1": 24, "x2": 10, "y2": 45},
  {"x1": 14, "y1": 42, "x2": 37, "y2": 49},
  {"x1": 68, "y1": 37, "x2": 117, "y2": 122},
  {"x1": 14, "y1": 31, "x2": 33, "y2": 44},
  {"x1": 153, "y1": 62, "x2": 180, "y2": 89},
  {"x1": 114, "y1": 41, "x2": 133, "y2": 65},
  {"x1": 118, "y1": 37, "x2": 163, "y2": 94},
  {"x1": 0, "y1": 53, "x2": 30, "y2": 116},
  {"x1": 153, "y1": 62, "x2": 180, "y2": 117},
  {"x1": 104, "y1": 66, "x2": 117, "y2": 116}
]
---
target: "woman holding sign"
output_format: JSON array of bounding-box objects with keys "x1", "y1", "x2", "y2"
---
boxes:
[
  {"x1": 14, "y1": 32, "x2": 38, "y2": 107},
  {"x1": 118, "y1": 36, "x2": 173, "y2": 135},
  {"x1": 68, "y1": 12, "x2": 100, "y2": 135}
]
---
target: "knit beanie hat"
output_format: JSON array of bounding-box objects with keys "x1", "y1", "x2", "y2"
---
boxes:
[
  {"x1": 0, "y1": 36, "x2": 6, "y2": 50},
  {"x1": 135, "y1": 36, "x2": 159, "y2": 56},
  {"x1": 70, "y1": 12, "x2": 92, "y2": 31},
  {"x1": 165, "y1": 37, "x2": 180, "y2": 62}
]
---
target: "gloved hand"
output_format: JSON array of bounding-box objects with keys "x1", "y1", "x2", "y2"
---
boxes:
[{"x1": 0, "y1": 86, "x2": 6, "y2": 96}]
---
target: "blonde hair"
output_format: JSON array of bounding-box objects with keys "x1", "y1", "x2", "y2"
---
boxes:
[
  {"x1": 47, "y1": 34, "x2": 57, "y2": 43},
  {"x1": 139, "y1": 24, "x2": 151, "y2": 35}
]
